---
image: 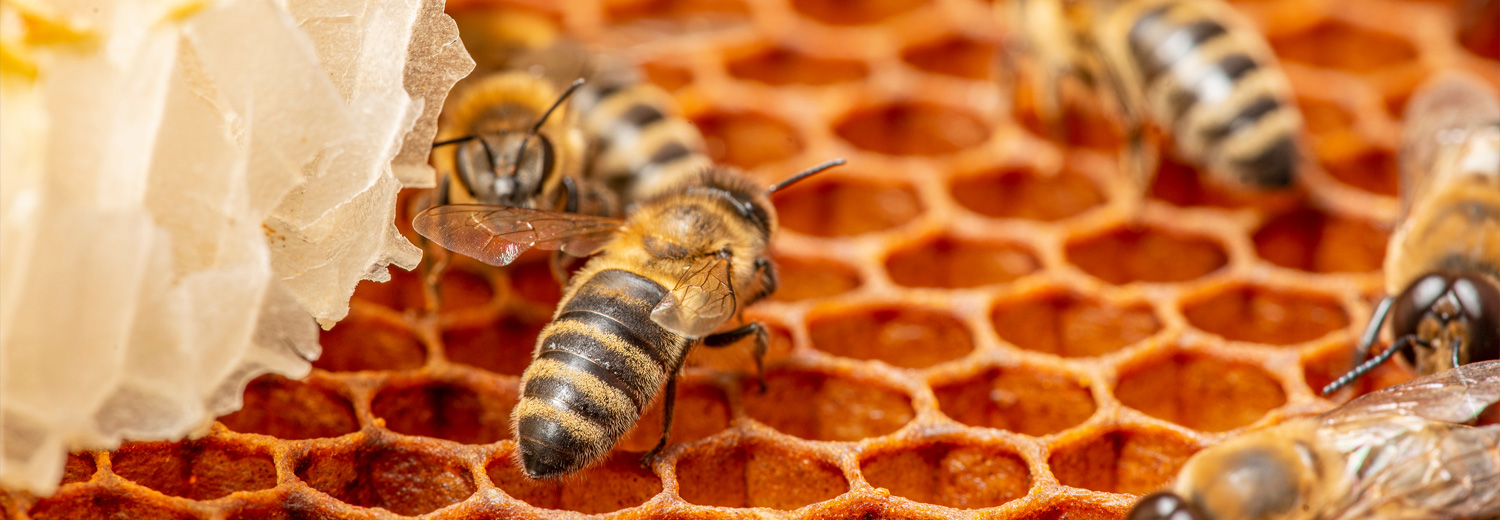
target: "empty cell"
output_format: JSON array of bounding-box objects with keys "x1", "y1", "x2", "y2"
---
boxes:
[
  {"x1": 351, "y1": 265, "x2": 425, "y2": 311},
  {"x1": 604, "y1": 0, "x2": 750, "y2": 26},
  {"x1": 1298, "y1": 98, "x2": 1356, "y2": 136},
  {"x1": 218, "y1": 374, "x2": 359, "y2": 440},
  {"x1": 110, "y1": 440, "x2": 277, "y2": 500},
  {"x1": 834, "y1": 102, "x2": 990, "y2": 156},
  {"x1": 489, "y1": 449, "x2": 662, "y2": 514},
  {"x1": 1253, "y1": 208, "x2": 1387, "y2": 273},
  {"x1": 901, "y1": 36, "x2": 997, "y2": 80},
  {"x1": 860, "y1": 441, "x2": 1030, "y2": 509},
  {"x1": 1323, "y1": 148, "x2": 1399, "y2": 197},
  {"x1": 744, "y1": 368, "x2": 915, "y2": 441},
  {"x1": 1271, "y1": 21, "x2": 1417, "y2": 74},
  {"x1": 315, "y1": 312, "x2": 426, "y2": 372},
  {"x1": 790, "y1": 0, "x2": 927, "y2": 25},
  {"x1": 1114, "y1": 353, "x2": 1286, "y2": 432},
  {"x1": 885, "y1": 235, "x2": 1040, "y2": 289},
  {"x1": 770, "y1": 255, "x2": 862, "y2": 301},
  {"x1": 991, "y1": 291, "x2": 1160, "y2": 358},
  {"x1": 676, "y1": 439, "x2": 847, "y2": 509},
  {"x1": 60, "y1": 453, "x2": 96, "y2": 486},
  {"x1": 1065, "y1": 227, "x2": 1228, "y2": 284},
  {"x1": 1182, "y1": 285, "x2": 1349, "y2": 345},
  {"x1": 28, "y1": 487, "x2": 201, "y2": 520},
  {"x1": 950, "y1": 167, "x2": 1105, "y2": 222},
  {"x1": 773, "y1": 175, "x2": 923, "y2": 237},
  {"x1": 808, "y1": 306, "x2": 974, "y2": 368},
  {"x1": 933, "y1": 367, "x2": 1096, "y2": 436},
  {"x1": 371, "y1": 380, "x2": 517, "y2": 444},
  {"x1": 726, "y1": 46, "x2": 869, "y2": 85},
  {"x1": 694, "y1": 110, "x2": 805, "y2": 170},
  {"x1": 1047, "y1": 428, "x2": 1198, "y2": 495},
  {"x1": 618, "y1": 380, "x2": 731, "y2": 451},
  {"x1": 1302, "y1": 342, "x2": 1417, "y2": 398},
  {"x1": 642, "y1": 61, "x2": 693, "y2": 92},
  {"x1": 441, "y1": 315, "x2": 546, "y2": 376},
  {"x1": 295, "y1": 443, "x2": 476, "y2": 516},
  {"x1": 435, "y1": 268, "x2": 495, "y2": 312}
]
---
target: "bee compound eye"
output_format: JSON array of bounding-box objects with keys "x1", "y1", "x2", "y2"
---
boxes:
[{"x1": 1127, "y1": 492, "x2": 1209, "y2": 520}]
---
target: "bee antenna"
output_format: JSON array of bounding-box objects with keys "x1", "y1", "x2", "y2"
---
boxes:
[
  {"x1": 433, "y1": 135, "x2": 478, "y2": 148},
  {"x1": 1322, "y1": 335, "x2": 1419, "y2": 395},
  {"x1": 529, "y1": 78, "x2": 586, "y2": 135},
  {"x1": 766, "y1": 158, "x2": 846, "y2": 195}
]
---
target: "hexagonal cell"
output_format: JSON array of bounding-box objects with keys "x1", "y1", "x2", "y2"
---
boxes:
[
  {"x1": 807, "y1": 305, "x2": 974, "y2": 368},
  {"x1": 860, "y1": 440, "x2": 1030, "y2": 508},
  {"x1": 769, "y1": 254, "x2": 862, "y2": 301},
  {"x1": 441, "y1": 315, "x2": 546, "y2": 376},
  {"x1": 1064, "y1": 226, "x2": 1228, "y2": 284},
  {"x1": 949, "y1": 166, "x2": 1105, "y2": 222},
  {"x1": 110, "y1": 439, "x2": 276, "y2": 500},
  {"x1": 489, "y1": 449, "x2": 662, "y2": 514},
  {"x1": 604, "y1": 0, "x2": 750, "y2": 27},
  {"x1": 352, "y1": 265, "x2": 425, "y2": 310},
  {"x1": 1048, "y1": 427, "x2": 1198, "y2": 494},
  {"x1": 1115, "y1": 353, "x2": 1286, "y2": 432},
  {"x1": 218, "y1": 374, "x2": 359, "y2": 439},
  {"x1": 694, "y1": 110, "x2": 804, "y2": 170},
  {"x1": 642, "y1": 61, "x2": 693, "y2": 92},
  {"x1": 296, "y1": 442, "x2": 476, "y2": 516},
  {"x1": 1323, "y1": 148, "x2": 1399, "y2": 197},
  {"x1": 744, "y1": 367, "x2": 915, "y2": 441},
  {"x1": 28, "y1": 488, "x2": 200, "y2": 520},
  {"x1": 901, "y1": 36, "x2": 996, "y2": 80},
  {"x1": 435, "y1": 267, "x2": 495, "y2": 312},
  {"x1": 618, "y1": 379, "x2": 731, "y2": 451},
  {"x1": 1253, "y1": 207, "x2": 1387, "y2": 273},
  {"x1": 1302, "y1": 342, "x2": 1418, "y2": 397},
  {"x1": 61, "y1": 453, "x2": 96, "y2": 486},
  {"x1": 991, "y1": 290, "x2": 1160, "y2": 358},
  {"x1": 371, "y1": 379, "x2": 517, "y2": 444},
  {"x1": 676, "y1": 437, "x2": 848, "y2": 509},
  {"x1": 932, "y1": 366, "x2": 1096, "y2": 436},
  {"x1": 1298, "y1": 97, "x2": 1356, "y2": 136},
  {"x1": 1182, "y1": 285, "x2": 1349, "y2": 345},
  {"x1": 772, "y1": 174, "x2": 923, "y2": 237},
  {"x1": 834, "y1": 102, "x2": 990, "y2": 156},
  {"x1": 885, "y1": 235, "x2": 1040, "y2": 289},
  {"x1": 1271, "y1": 21, "x2": 1417, "y2": 74},
  {"x1": 315, "y1": 312, "x2": 426, "y2": 372},
  {"x1": 726, "y1": 46, "x2": 870, "y2": 85},
  {"x1": 790, "y1": 0, "x2": 927, "y2": 26}
]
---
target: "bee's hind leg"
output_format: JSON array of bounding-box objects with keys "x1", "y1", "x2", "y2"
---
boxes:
[
  {"x1": 704, "y1": 323, "x2": 769, "y2": 393},
  {"x1": 643, "y1": 375, "x2": 678, "y2": 466}
]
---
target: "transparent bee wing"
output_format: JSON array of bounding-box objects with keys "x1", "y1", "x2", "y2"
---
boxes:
[
  {"x1": 650, "y1": 252, "x2": 735, "y2": 339},
  {"x1": 412, "y1": 204, "x2": 622, "y2": 267},
  {"x1": 1323, "y1": 360, "x2": 1500, "y2": 427}
]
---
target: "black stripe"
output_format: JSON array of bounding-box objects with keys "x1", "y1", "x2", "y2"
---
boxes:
[
  {"x1": 523, "y1": 374, "x2": 618, "y2": 424},
  {"x1": 648, "y1": 142, "x2": 692, "y2": 166},
  {"x1": 620, "y1": 103, "x2": 666, "y2": 129},
  {"x1": 1202, "y1": 96, "x2": 1281, "y2": 150},
  {"x1": 1229, "y1": 134, "x2": 1296, "y2": 188},
  {"x1": 1166, "y1": 54, "x2": 1260, "y2": 126},
  {"x1": 517, "y1": 417, "x2": 586, "y2": 475},
  {"x1": 556, "y1": 309, "x2": 669, "y2": 368},
  {"x1": 1132, "y1": 10, "x2": 1230, "y2": 84},
  {"x1": 536, "y1": 347, "x2": 647, "y2": 411}
]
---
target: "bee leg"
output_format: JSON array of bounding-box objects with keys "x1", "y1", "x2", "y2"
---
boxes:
[
  {"x1": 705, "y1": 323, "x2": 770, "y2": 392},
  {"x1": 549, "y1": 250, "x2": 574, "y2": 288},
  {"x1": 746, "y1": 257, "x2": 779, "y2": 306},
  {"x1": 421, "y1": 177, "x2": 453, "y2": 312},
  {"x1": 643, "y1": 372, "x2": 679, "y2": 466}
]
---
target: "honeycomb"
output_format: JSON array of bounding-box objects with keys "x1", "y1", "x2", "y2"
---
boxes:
[{"x1": 5, "y1": 0, "x2": 1499, "y2": 518}]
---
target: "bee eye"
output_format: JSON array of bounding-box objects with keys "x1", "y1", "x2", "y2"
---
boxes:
[{"x1": 1127, "y1": 492, "x2": 1209, "y2": 520}]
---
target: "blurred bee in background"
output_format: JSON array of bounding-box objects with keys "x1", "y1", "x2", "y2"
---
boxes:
[
  {"x1": 1001, "y1": 0, "x2": 1304, "y2": 199},
  {"x1": 1128, "y1": 360, "x2": 1500, "y2": 520},
  {"x1": 412, "y1": 159, "x2": 845, "y2": 479},
  {"x1": 1321, "y1": 72, "x2": 1500, "y2": 395}
]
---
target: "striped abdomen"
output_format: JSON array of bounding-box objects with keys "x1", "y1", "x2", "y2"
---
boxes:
[
  {"x1": 573, "y1": 75, "x2": 713, "y2": 204},
  {"x1": 1122, "y1": 0, "x2": 1300, "y2": 188},
  {"x1": 514, "y1": 269, "x2": 690, "y2": 479}
]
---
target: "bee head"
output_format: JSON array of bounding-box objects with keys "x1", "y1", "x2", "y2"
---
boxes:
[
  {"x1": 682, "y1": 167, "x2": 775, "y2": 239},
  {"x1": 453, "y1": 132, "x2": 557, "y2": 207},
  {"x1": 1391, "y1": 271, "x2": 1500, "y2": 372}
]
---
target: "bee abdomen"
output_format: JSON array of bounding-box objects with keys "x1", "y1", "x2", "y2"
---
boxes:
[
  {"x1": 1126, "y1": 0, "x2": 1299, "y2": 188},
  {"x1": 576, "y1": 80, "x2": 712, "y2": 201},
  {"x1": 515, "y1": 269, "x2": 686, "y2": 478}
]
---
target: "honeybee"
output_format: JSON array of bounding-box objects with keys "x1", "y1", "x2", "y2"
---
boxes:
[
  {"x1": 1003, "y1": 0, "x2": 1304, "y2": 195},
  {"x1": 412, "y1": 159, "x2": 845, "y2": 478},
  {"x1": 1321, "y1": 72, "x2": 1500, "y2": 395},
  {"x1": 1127, "y1": 360, "x2": 1500, "y2": 520}
]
